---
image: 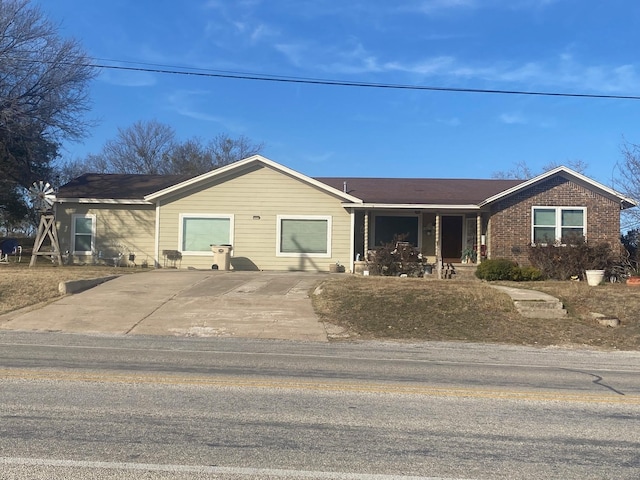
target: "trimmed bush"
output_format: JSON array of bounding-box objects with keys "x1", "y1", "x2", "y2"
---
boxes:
[
  {"x1": 475, "y1": 258, "x2": 518, "y2": 281},
  {"x1": 475, "y1": 259, "x2": 543, "y2": 282}
]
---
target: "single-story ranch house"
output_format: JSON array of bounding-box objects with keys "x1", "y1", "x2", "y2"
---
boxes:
[{"x1": 53, "y1": 155, "x2": 636, "y2": 273}]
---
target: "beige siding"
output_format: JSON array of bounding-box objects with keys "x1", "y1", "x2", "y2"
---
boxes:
[
  {"x1": 56, "y1": 204, "x2": 156, "y2": 266},
  {"x1": 157, "y1": 164, "x2": 352, "y2": 271}
]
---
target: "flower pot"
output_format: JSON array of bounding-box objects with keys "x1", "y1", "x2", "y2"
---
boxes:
[
  {"x1": 627, "y1": 276, "x2": 640, "y2": 286},
  {"x1": 585, "y1": 269, "x2": 605, "y2": 286}
]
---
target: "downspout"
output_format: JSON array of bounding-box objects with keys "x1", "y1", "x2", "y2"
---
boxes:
[{"x1": 154, "y1": 199, "x2": 161, "y2": 268}]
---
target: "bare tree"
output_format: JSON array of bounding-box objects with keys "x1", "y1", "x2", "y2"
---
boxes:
[
  {"x1": 96, "y1": 120, "x2": 177, "y2": 174},
  {"x1": 207, "y1": 133, "x2": 265, "y2": 169},
  {"x1": 72, "y1": 123, "x2": 266, "y2": 177},
  {"x1": 492, "y1": 159, "x2": 588, "y2": 179},
  {"x1": 0, "y1": 0, "x2": 96, "y2": 226},
  {"x1": 614, "y1": 140, "x2": 640, "y2": 230},
  {"x1": 165, "y1": 138, "x2": 213, "y2": 177}
]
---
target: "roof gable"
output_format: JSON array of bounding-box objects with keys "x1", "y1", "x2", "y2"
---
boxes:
[
  {"x1": 143, "y1": 155, "x2": 363, "y2": 203},
  {"x1": 479, "y1": 166, "x2": 637, "y2": 209}
]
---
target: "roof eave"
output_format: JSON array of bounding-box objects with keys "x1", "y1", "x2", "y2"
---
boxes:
[
  {"x1": 343, "y1": 203, "x2": 481, "y2": 210},
  {"x1": 55, "y1": 198, "x2": 153, "y2": 205}
]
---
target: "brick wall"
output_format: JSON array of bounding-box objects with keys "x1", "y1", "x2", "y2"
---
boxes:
[{"x1": 488, "y1": 176, "x2": 621, "y2": 265}]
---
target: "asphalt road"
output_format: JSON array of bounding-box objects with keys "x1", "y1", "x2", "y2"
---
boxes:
[{"x1": 1, "y1": 332, "x2": 640, "y2": 479}]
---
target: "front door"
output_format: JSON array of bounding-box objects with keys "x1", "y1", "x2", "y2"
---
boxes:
[{"x1": 441, "y1": 216, "x2": 463, "y2": 263}]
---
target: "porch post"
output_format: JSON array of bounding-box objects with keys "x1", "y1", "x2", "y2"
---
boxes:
[
  {"x1": 363, "y1": 210, "x2": 369, "y2": 257},
  {"x1": 349, "y1": 209, "x2": 355, "y2": 273},
  {"x1": 476, "y1": 212, "x2": 482, "y2": 264},
  {"x1": 435, "y1": 214, "x2": 441, "y2": 278}
]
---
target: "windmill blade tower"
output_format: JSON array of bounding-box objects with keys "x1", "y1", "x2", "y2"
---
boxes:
[{"x1": 28, "y1": 181, "x2": 63, "y2": 267}]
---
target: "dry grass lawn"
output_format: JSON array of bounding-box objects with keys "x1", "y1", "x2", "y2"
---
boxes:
[
  {"x1": 2, "y1": 261, "x2": 639, "y2": 350},
  {"x1": 0, "y1": 262, "x2": 136, "y2": 315},
  {"x1": 312, "y1": 276, "x2": 640, "y2": 350}
]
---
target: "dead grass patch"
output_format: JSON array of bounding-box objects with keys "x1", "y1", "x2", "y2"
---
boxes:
[
  {"x1": 313, "y1": 276, "x2": 640, "y2": 350},
  {"x1": 0, "y1": 262, "x2": 137, "y2": 315}
]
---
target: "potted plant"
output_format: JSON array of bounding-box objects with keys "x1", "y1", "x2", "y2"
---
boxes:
[
  {"x1": 460, "y1": 247, "x2": 477, "y2": 264},
  {"x1": 627, "y1": 259, "x2": 640, "y2": 286}
]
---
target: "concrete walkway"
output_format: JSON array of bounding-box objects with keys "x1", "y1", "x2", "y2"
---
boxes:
[
  {"x1": 491, "y1": 285, "x2": 567, "y2": 319},
  {"x1": 0, "y1": 271, "x2": 329, "y2": 341}
]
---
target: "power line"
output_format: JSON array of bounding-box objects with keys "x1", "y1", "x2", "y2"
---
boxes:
[{"x1": 86, "y1": 60, "x2": 640, "y2": 101}]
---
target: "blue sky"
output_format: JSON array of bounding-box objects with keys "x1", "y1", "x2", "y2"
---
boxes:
[{"x1": 38, "y1": 0, "x2": 640, "y2": 184}]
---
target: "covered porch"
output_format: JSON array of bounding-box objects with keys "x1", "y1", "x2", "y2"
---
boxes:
[{"x1": 349, "y1": 208, "x2": 488, "y2": 277}]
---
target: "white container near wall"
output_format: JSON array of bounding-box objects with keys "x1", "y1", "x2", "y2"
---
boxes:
[{"x1": 585, "y1": 269, "x2": 605, "y2": 286}]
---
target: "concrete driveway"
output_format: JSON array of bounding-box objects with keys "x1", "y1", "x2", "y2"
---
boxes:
[{"x1": 0, "y1": 271, "x2": 330, "y2": 342}]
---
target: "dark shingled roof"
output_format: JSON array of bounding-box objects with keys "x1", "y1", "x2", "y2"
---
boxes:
[
  {"x1": 314, "y1": 177, "x2": 524, "y2": 205},
  {"x1": 56, "y1": 172, "x2": 525, "y2": 205},
  {"x1": 56, "y1": 173, "x2": 193, "y2": 199}
]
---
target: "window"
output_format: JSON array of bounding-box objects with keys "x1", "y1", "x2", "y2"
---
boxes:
[
  {"x1": 532, "y1": 207, "x2": 585, "y2": 244},
  {"x1": 179, "y1": 214, "x2": 233, "y2": 254},
  {"x1": 71, "y1": 214, "x2": 95, "y2": 254},
  {"x1": 373, "y1": 215, "x2": 419, "y2": 247},
  {"x1": 277, "y1": 215, "x2": 331, "y2": 257}
]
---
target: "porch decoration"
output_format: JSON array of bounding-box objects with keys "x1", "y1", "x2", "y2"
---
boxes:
[{"x1": 460, "y1": 247, "x2": 477, "y2": 264}]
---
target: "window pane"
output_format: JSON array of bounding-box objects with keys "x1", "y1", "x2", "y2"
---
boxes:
[
  {"x1": 183, "y1": 218, "x2": 230, "y2": 251},
  {"x1": 533, "y1": 209, "x2": 555, "y2": 226},
  {"x1": 561, "y1": 209, "x2": 583, "y2": 227},
  {"x1": 281, "y1": 219, "x2": 328, "y2": 254},
  {"x1": 374, "y1": 216, "x2": 419, "y2": 246},
  {"x1": 75, "y1": 217, "x2": 93, "y2": 234},
  {"x1": 75, "y1": 234, "x2": 92, "y2": 252},
  {"x1": 561, "y1": 228, "x2": 584, "y2": 243},
  {"x1": 534, "y1": 227, "x2": 556, "y2": 244}
]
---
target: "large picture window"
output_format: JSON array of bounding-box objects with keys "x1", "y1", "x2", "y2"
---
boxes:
[
  {"x1": 71, "y1": 214, "x2": 95, "y2": 254},
  {"x1": 180, "y1": 214, "x2": 233, "y2": 254},
  {"x1": 532, "y1": 207, "x2": 585, "y2": 244},
  {"x1": 277, "y1": 215, "x2": 331, "y2": 257},
  {"x1": 373, "y1": 215, "x2": 419, "y2": 247}
]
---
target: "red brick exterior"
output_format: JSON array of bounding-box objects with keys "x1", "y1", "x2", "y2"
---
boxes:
[{"x1": 488, "y1": 176, "x2": 621, "y2": 266}]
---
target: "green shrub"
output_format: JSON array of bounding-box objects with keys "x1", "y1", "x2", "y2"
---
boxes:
[
  {"x1": 475, "y1": 258, "x2": 518, "y2": 281},
  {"x1": 475, "y1": 259, "x2": 543, "y2": 281},
  {"x1": 511, "y1": 265, "x2": 544, "y2": 281}
]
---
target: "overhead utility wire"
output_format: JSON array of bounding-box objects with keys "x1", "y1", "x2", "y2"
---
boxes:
[{"x1": 87, "y1": 61, "x2": 640, "y2": 101}]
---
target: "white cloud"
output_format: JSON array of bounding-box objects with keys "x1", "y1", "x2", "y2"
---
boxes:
[
  {"x1": 167, "y1": 90, "x2": 224, "y2": 123},
  {"x1": 499, "y1": 113, "x2": 527, "y2": 125}
]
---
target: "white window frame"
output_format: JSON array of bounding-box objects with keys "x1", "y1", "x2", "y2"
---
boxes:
[
  {"x1": 371, "y1": 212, "x2": 422, "y2": 249},
  {"x1": 531, "y1": 206, "x2": 586, "y2": 245},
  {"x1": 71, "y1": 213, "x2": 96, "y2": 255},
  {"x1": 276, "y1": 215, "x2": 332, "y2": 258},
  {"x1": 179, "y1": 213, "x2": 234, "y2": 255}
]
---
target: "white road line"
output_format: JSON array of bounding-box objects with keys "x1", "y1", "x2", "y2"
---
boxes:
[{"x1": 0, "y1": 457, "x2": 470, "y2": 480}]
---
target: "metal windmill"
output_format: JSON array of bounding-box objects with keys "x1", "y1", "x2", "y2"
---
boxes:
[{"x1": 28, "y1": 181, "x2": 63, "y2": 266}]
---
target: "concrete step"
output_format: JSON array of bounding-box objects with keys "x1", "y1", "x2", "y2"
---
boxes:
[
  {"x1": 491, "y1": 285, "x2": 568, "y2": 319},
  {"x1": 438, "y1": 264, "x2": 478, "y2": 280},
  {"x1": 514, "y1": 300, "x2": 565, "y2": 310},
  {"x1": 514, "y1": 300, "x2": 567, "y2": 318},
  {"x1": 519, "y1": 308, "x2": 568, "y2": 319}
]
